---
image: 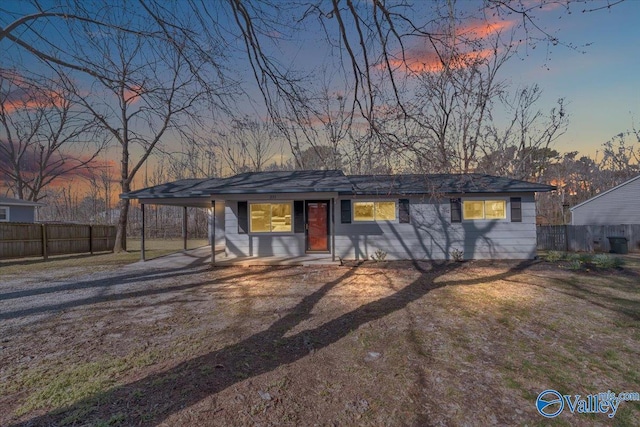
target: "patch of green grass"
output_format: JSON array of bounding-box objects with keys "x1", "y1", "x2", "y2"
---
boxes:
[
  {"x1": 544, "y1": 251, "x2": 565, "y2": 262},
  {"x1": 13, "y1": 351, "x2": 160, "y2": 417},
  {"x1": 94, "y1": 412, "x2": 126, "y2": 426},
  {"x1": 0, "y1": 239, "x2": 209, "y2": 277},
  {"x1": 58, "y1": 406, "x2": 93, "y2": 426}
]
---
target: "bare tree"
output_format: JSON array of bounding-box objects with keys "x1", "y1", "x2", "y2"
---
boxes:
[
  {"x1": 597, "y1": 129, "x2": 640, "y2": 187},
  {"x1": 215, "y1": 117, "x2": 277, "y2": 174},
  {"x1": 62, "y1": 11, "x2": 227, "y2": 251},
  {"x1": 0, "y1": 70, "x2": 104, "y2": 201},
  {"x1": 478, "y1": 85, "x2": 568, "y2": 180}
]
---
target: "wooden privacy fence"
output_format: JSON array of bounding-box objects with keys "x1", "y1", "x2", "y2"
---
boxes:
[
  {"x1": 537, "y1": 224, "x2": 640, "y2": 253},
  {"x1": 0, "y1": 223, "x2": 116, "y2": 260}
]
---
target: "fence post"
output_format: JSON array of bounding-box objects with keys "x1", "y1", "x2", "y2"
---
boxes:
[
  {"x1": 42, "y1": 223, "x2": 48, "y2": 261},
  {"x1": 89, "y1": 225, "x2": 93, "y2": 254},
  {"x1": 141, "y1": 204, "x2": 146, "y2": 262}
]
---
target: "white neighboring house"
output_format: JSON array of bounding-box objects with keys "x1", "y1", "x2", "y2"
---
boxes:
[
  {"x1": 0, "y1": 197, "x2": 45, "y2": 223},
  {"x1": 570, "y1": 174, "x2": 640, "y2": 225}
]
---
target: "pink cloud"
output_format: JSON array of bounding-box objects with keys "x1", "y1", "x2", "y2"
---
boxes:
[{"x1": 376, "y1": 18, "x2": 513, "y2": 75}]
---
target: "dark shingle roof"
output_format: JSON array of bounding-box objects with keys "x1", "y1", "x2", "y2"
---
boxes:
[
  {"x1": 192, "y1": 170, "x2": 352, "y2": 194},
  {"x1": 122, "y1": 170, "x2": 554, "y2": 200},
  {"x1": 347, "y1": 174, "x2": 555, "y2": 195},
  {"x1": 123, "y1": 178, "x2": 218, "y2": 199}
]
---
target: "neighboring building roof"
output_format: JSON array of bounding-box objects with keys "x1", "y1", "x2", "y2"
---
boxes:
[
  {"x1": 121, "y1": 170, "x2": 555, "y2": 200},
  {"x1": 570, "y1": 174, "x2": 640, "y2": 212},
  {"x1": 0, "y1": 196, "x2": 45, "y2": 207}
]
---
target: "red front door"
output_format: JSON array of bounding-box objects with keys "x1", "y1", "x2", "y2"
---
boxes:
[{"x1": 306, "y1": 201, "x2": 329, "y2": 252}]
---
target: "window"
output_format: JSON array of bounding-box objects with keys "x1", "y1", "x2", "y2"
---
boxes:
[
  {"x1": 353, "y1": 201, "x2": 396, "y2": 221},
  {"x1": 0, "y1": 207, "x2": 8, "y2": 222},
  {"x1": 250, "y1": 202, "x2": 292, "y2": 232},
  {"x1": 462, "y1": 200, "x2": 506, "y2": 220},
  {"x1": 463, "y1": 201, "x2": 484, "y2": 220},
  {"x1": 485, "y1": 200, "x2": 506, "y2": 219}
]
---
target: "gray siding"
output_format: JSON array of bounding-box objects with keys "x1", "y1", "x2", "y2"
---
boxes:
[
  {"x1": 208, "y1": 200, "x2": 226, "y2": 249},
  {"x1": 222, "y1": 193, "x2": 537, "y2": 260},
  {"x1": 0, "y1": 205, "x2": 36, "y2": 223},
  {"x1": 334, "y1": 193, "x2": 536, "y2": 260},
  {"x1": 571, "y1": 176, "x2": 640, "y2": 225}
]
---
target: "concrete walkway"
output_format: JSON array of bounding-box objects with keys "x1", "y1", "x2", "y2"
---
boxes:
[
  {"x1": 124, "y1": 246, "x2": 214, "y2": 270},
  {"x1": 126, "y1": 246, "x2": 340, "y2": 269}
]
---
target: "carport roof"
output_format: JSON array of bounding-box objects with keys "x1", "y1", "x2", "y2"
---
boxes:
[{"x1": 121, "y1": 170, "x2": 554, "y2": 202}]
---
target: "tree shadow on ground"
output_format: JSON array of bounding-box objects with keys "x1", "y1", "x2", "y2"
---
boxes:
[
  {"x1": 13, "y1": 260, "x2": 535, "y2": 426},
  {"x1": 0, "y1": 255, "x2": 220, "y2": 319}
]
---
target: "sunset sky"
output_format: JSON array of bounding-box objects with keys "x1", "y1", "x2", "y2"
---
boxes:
[
  {"x1": 495, "y1": 0, "x2": 640, "y2": 158},
  {"x1": 2, "y1": 0, "x2": 639, "y2": 197}
]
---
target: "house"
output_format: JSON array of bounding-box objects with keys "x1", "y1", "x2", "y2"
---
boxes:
[
  {"x1": 570, "y1": 174, "x2": 640, "y2": 225},
  {"x1": 121, "y1": 170, "x2": 554, "y2": 261},
  {"x1": 0, "y1": 197, "x2": 44, "y2": 223}
]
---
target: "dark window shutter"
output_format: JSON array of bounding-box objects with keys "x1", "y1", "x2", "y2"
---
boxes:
[
  {"x1": 238, "y1": 201, "x2": 248, "y2": 233},
  {"x1": 399, "y1": 199, "x2": 410, "y2": 223},
  {"x1": 341, "y1": 200, "x2": 351, "y2": 224},
  {"x1": 450, "y1": 198, "x2": 462, "y2": 223},
  {"x1": 294, "y1": 201, "x2": 305, "y2": 233},
  {"x1": 511, "y1": 197, "x2": 522, "y2": 222}
]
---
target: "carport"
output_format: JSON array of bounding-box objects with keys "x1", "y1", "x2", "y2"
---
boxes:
[{"x1": 120, "y1": 178, "x2": 225, "y2": 263}]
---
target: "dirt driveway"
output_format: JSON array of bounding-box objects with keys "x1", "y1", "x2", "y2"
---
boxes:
[{"x1": 1, "y1": 252, "x2": 639, "y2": 426}]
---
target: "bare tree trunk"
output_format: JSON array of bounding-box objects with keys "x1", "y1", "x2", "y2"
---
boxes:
[{"x1": 114, "y1": 197, "x2": 129, "y2": 252}]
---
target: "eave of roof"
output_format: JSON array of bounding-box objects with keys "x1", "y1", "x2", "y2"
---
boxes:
[
  {"x1": 120, "y1": 171, "x2": 555, "y2": 200},
  {"x1": 0, "y1": 197, "x2": 46, "y2": 207}
]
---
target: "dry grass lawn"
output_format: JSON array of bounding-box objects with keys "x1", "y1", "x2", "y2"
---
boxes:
[{"x1": 1, "y1": 254, "x2": 638, "y2": 426}]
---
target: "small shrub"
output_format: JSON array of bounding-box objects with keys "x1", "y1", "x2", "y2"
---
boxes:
[
  {"x1": 450, "y1": 248, "x2": 464, "y2": 262},
  {"x1": 370, "y1": 249, "x2": 387, "y2": 262},
  {"x1": 567, "y1": 259, "x2": 583, "y2": 270},
  {"x1": 566, "y1": 253, "x2": 586, "y2": 263},
  {"x1": 578, "y1": 253, "x2": 593, "y2": 263},
  {"x1": 544, "y1": 251, "x2": 564, "y2": 262},
  {"x1": 592, "y1": 254, "x2": 624, "y2": 269}
]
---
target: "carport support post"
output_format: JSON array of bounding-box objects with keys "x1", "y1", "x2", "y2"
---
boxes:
[
  {"x1": 211, "y1": 201, "x2": 216, "y2": 265},
  {"x1": 182, "y1": 206, "x2": 188, "y2": 251},
  {"x1": 140, "y1": 203, "x2": 146, "y2": 261}
]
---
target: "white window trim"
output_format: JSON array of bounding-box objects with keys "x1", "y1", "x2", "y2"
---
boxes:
[
  {"x1": 462, "y1": 198, "x2": 508, "y2": 221},
  {"x1": 352, "y1": 200, "x2": 398, "y2": 223},
  {"x1": 0, "y1": 206, "x2": 9, "y2": 222},
  {"x1": 248, "y1": 201, "x2": 294, "y2": 234}
]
